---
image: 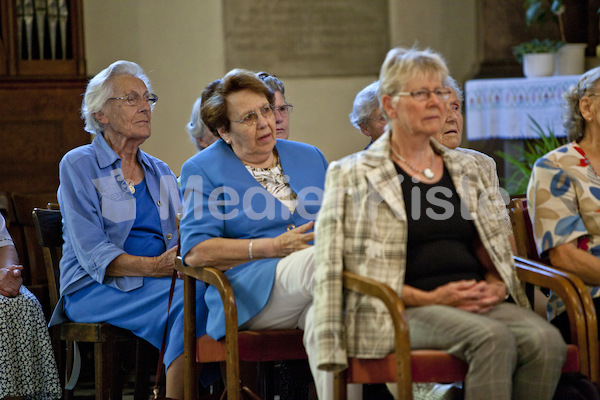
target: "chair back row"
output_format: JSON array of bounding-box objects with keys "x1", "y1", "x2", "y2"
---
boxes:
[
  {"x1": 509, "y1": 197, "x2": 541, "y2": 261},
  {"x1": 32, "y1": 206, "x2": 63, "y2": 310},
  {"x1": 3, "y1": 192, "x2": 57, "y2": 317}
]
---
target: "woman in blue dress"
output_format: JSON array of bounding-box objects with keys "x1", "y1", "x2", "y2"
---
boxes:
[{"x1": 51, "y1": 60, "x2": 207, "y2": 399}]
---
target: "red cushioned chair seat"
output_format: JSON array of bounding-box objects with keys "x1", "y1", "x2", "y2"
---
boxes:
[
  {"x1": 345, "y1": 344, "x2": 580, "y2": 384},
  {"x1": 196, "y1": 329, "x2": 306, "y2": 363}
]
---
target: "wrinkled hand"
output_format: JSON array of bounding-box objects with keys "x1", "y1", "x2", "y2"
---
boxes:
[
  {"x1": 431, "y1": 279, "x2": 503, "y2": 314},
  {"x1": 273, "y1": 221, "x2": 314, "y2": 258},
  {"x1": 152, "y1": 246, "x2": 178, "y2": 277},
  {"x1": 0, "y1": 265, "x2": 23, "y2": 297}
]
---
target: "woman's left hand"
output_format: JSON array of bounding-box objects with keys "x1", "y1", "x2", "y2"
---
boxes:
[
  {"x1": 470, "y1": 281, "x2": 506, "y2": 314},
  {"x1": 272, "y1": 221, "x2": 315, "y2": 257}
]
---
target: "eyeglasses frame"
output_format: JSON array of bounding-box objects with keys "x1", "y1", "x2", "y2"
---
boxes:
[
  {"x1": 108, "y1": 92, "x2": 158, "y2": 108},
  {"x1": 231, "y1": 104, "x2": 275, "y2": 127},
  {"x1": 393, "y1": 87, "x2": 452, "y2": 102}
]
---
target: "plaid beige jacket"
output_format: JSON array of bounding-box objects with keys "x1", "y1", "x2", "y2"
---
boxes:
[{"x1": 313, "y1": 131, "x2": 529, "y2": 372}]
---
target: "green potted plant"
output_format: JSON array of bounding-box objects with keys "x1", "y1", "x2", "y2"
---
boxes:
[
  {"x1": 496, "y1": 115, "x2": 567, "y2": 195},
  {"x1": 520, "y1": 0, "x2": 587, "y2": 75},
  {"x1": 512, "y1": 39, "x2": 564, "y2": 77}
]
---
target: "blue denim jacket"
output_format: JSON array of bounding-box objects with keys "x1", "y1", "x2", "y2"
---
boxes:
[{"x1": 50, "y1": 133, "x2": 181, "y2": 324}]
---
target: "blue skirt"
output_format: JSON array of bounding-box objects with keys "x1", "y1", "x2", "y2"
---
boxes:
[{"x1": 64, "y1": 276, "x2": 208, "y2": 368}]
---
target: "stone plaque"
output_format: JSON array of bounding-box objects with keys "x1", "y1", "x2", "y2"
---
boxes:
[{"x1": 223, "y1": 0, "x2": 389, "y2": 77}]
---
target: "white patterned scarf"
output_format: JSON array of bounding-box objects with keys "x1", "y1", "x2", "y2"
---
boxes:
[{"x1": 245, "y1": 161, "x2": 298, "y2": 214}]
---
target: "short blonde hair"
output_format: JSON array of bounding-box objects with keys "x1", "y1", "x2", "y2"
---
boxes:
[{"x1": 378, "y1": 47, "x2": 449, "y2": 120}]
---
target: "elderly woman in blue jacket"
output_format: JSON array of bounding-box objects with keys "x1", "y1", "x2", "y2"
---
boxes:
[
  {"x1": 53, "y1": 60, "x2": 208, "y2": 399},
  {"x1": 179, "y1": 68, "x2": 327, "y2": 392}
]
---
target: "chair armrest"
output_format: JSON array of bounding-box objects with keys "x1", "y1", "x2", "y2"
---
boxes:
[
  {"x1": 174, "y1": 256, "x2": 241, "y2": 398},
  {"x1": 174, "y1": 256, "x2": 239, "y2": 328},
  {"x1": 342, "y1": 270, "x2": 413, "y2": 400},
  {"x1": 514, "y1": 256, "x2": 598, "y2": 382}
]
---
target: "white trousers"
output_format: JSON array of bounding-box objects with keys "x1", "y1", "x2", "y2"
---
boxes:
[{"x1": 241, "y1": 247, "x2": 362, "y2": 400}]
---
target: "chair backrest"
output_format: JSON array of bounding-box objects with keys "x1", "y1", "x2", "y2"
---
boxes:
[
  {"x1": 509, "y1": 197, "x2": 542, "y2": 261},
  {"x1": 32, "y1": 207, "x2": 63, "y2": 310}
]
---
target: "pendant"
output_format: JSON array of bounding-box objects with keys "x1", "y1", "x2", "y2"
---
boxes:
[
  {"x1": 423, "y1": 168, "x2": 434, "y2": 179},
  {"x1": 125, "y1": 179, "x2": 135, "y2": 194}
]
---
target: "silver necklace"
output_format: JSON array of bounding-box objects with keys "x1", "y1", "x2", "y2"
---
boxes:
[{"x1": 390, "y1": 145, "x2": 435, "y2": 179}]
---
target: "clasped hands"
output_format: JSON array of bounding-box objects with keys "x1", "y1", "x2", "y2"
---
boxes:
[{"x1": 431, "y1": 279, "x2": 506, "y2": 314}]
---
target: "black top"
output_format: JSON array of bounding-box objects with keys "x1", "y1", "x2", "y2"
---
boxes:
[{"x1": 395, "y1": 163, "x2": 486, "y2": 291}]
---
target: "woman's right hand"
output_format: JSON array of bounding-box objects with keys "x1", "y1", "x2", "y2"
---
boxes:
[
  {"x1": 272, "y1": 221, "x2": 314, "y2": 258},
  {"x1": 0, "y1": 265, "x2": 23, "y2": 297},
  {"x1": 151, "y1": 245, "x2": 179, "y2": 277}
]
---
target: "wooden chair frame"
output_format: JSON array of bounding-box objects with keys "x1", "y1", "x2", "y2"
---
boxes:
[
  {"x1": 176, "y1": 252, "x2": 595, "y2": 400},
  {"x1": 32, "y1": 206, "x2": 151, "y2": 400},
  {"x1": 175, "y1": 256, "x2": 307, "y2": 400},
  {"x1": 333, "y1": 258, "x2": 596, "y2": 399},
  {"x1": 510, "y1": 197, "x2": 599, "y2": 384}
]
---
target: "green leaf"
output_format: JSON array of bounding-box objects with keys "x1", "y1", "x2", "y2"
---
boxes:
[{"x1": 495, "y1": 115, "x2": 568, "y2": 195}]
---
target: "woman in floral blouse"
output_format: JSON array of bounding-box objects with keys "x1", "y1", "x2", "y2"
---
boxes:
[{"x1": 528, "y1": 66, "x2": 600, "y2": 340}]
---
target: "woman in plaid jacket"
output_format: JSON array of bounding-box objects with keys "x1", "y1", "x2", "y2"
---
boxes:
[{"x1": 313, "y1": 47, "x2": 566, "y2": 400}]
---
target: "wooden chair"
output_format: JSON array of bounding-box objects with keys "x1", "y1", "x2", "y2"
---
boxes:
[
  {"x1": 174, "y1": 256, "x2": 307, "y2": 400},
  {"x1": 32, "y1": 206, "x2": 152, "y2": 400},
  {"x1": 510, "y1": 197, "x2": 600, "y2": 383},
  {"x1": 176, "y1": 254, "x2": 592, "y2": 400},
  {"x1": 332, "y1": 259, "x2": 595, "y2": 399},
  {"x1": 509, "y1": 197, "x2": 541, "y2": 262}
]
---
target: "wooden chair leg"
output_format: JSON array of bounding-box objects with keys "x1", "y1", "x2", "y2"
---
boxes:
[
  {"x1": 183, "y1": 274, "x2": 198, "y2": 400},
  {"x1": 110, "y1": 342, "x2": 126, "y2": 399},
  {"x1": 133, "y1": 340, "x2": 151, "y2": 400},
  {"x1": 261, "y1": 361, "x2": 275, "y2": 400},
  {"x1": 95, "y1": 341, "x2": 113, "y2": 400},
  {"x1": 334, "y1": 370, "x2": 348, "y2": 400},
  {"x1": 51, "y1": 336, "x2": 65, "y2": 389}
]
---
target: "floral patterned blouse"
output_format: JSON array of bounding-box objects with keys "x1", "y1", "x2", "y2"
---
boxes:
[
  {"x1": 245, "y1": 161, "x2": 298, "y2": 214},
  {"x1": 528, "y1": 141, "x2": 600, "y2": 319}
]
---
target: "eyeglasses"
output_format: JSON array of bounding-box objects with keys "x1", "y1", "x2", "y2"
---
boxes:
[
  {"x1": 108, "y1": 92, "x2": 158, "y2": 107},
  {"x1": 274, "y1": 104, "x2": 293, "y2": 116},
  {"x1": 394, "y1": 88, "x2": 452, "y2": 102},
  {"x1": 231, "y1": 104, "x2": 274, "y2": 127}
]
